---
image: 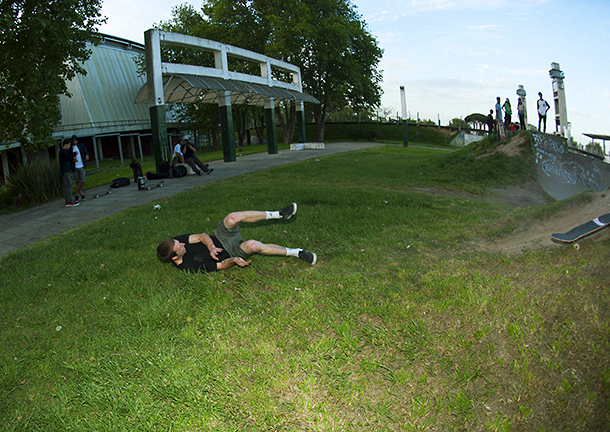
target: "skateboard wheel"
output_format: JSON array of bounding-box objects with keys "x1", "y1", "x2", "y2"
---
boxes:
[{"x1": 573, "y1": 243, "x2": 580, "y2": 250}]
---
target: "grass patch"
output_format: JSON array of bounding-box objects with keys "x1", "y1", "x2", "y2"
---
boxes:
[{"x1": 1, "y1": 144, "x2": 609, "y2": 430}]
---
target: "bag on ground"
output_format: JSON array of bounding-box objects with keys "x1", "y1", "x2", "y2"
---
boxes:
[{"x1": 110, "y1": 177, "x2": 130, "y2": 188}]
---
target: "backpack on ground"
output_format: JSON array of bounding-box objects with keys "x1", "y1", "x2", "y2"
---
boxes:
[
  {"x1": 146, "y1": 171, "x2": 167, "y2": 180},
  {"x1": 171, "y1": 165, "x2": 187, "y2": 178},
  {"x1": 110, "y1": 177, "x2": 130, "y2": 188},
  {"x1": 158, "y1": 161, "x2": 171, "y2": 176}
]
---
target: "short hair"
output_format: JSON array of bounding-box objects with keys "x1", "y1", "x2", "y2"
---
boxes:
[
  {"x1": 157, "y1": 239, "x2": 177, "y2": 263},
  {"x1": 62, "y1": 139, "x2": 71, "y2": 146}
]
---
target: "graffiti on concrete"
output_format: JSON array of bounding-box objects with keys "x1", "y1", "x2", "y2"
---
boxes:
[{"x1": 532, "y1": 132, "x2": 609, "y2": 191}]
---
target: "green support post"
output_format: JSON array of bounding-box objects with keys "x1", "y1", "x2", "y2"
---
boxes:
[
  {"x1": 296, "y1": 101, "x2": 306, "y2": 143},
  {"x1": 219, "y1": 104, "x2": 236, "y2": 162},
  {"x1": 150, "y1": 105, "x2": 168, "y2": 170},
  {"x1": 265, "y1": 99, "x2": 278, "y2": 154}
]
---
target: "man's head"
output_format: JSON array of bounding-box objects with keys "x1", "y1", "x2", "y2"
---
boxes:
[
  {"x1": 62, "y1": 139, "x2": 71, "y2": 149},
  {"x1": 157, "y1": 239, "x2": 185, "y2": 263},
  {"x1": 71, "y1": 135, "x2": 78, "y2": 145},
  {"x1": 497, "y1": 97, "x2": 501, "y2": 103},
  {"x1": 538, "y1": 92, "x2": 543, "y2": 98}
]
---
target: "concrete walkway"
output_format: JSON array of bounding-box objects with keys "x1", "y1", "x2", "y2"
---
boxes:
[{"x1": 0, "y1": 142, "x2": 383, "y2": 258}]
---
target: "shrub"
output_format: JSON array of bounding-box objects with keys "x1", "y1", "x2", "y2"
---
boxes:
[
  {"x1": 5, "y1": 159, "x2": 62, "y2": 206},
  {"x1": 348, "y1": 129, "x2": 382, "y2": 141}
]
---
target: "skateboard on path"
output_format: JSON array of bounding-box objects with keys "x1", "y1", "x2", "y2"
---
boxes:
[
  {"x1": 551, "y1": 213, "x2": 610, "y2": 243},
  {"x1": 140, "y1": 181, "x2": 164, "y2": 191},
  {"x1": 91, "y1": 189, "x2": 112, "y2": 199}
]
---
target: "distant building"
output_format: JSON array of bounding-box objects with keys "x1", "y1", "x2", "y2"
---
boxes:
[{"x1": 0, "y1": 34, "x2": 181, "y2": 182}]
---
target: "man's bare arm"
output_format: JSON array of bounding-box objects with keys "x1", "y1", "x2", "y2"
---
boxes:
[
  {"x1": 189, "y1": 233, "x2": 223, "y2": 260},
  {"x1": 216, "y1": 257, "x2": 251, "y2": 271}
]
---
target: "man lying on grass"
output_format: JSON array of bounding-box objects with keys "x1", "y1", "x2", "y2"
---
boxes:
[{"x1": 157, "y1": 203, "x2": 317, "y2": 272}]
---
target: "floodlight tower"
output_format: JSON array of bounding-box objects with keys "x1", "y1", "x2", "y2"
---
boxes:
[
  {"x1": 516, "y1": 85, "x2": 528, "y2": 130},
  {"x1": 549, "y1": 62, "x2": 568, "y2": 138}
]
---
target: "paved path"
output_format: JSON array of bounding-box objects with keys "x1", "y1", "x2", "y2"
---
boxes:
[{"x1": 0, "y1": 142, "x2": 383, "y2": 258}]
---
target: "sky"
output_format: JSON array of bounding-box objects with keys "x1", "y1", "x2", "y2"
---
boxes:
[{"x1": 99, "y1": 0, "x2": 610, "y2": 143}]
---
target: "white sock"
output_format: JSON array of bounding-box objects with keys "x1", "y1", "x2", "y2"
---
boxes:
[
  {"x1": 285, "y1": 248, "x2": 301, "y2": 257},
  {"x1": 266, "y1": 211, "x2": 280, "y2": 219}
]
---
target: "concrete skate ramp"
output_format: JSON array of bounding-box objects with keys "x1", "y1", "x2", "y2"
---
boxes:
[{"x1": 531, "y1": 132, "x2": 610, "y2": 201}]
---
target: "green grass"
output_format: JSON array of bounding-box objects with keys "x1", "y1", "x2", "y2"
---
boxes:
[
  {"x1": 1, "y1": 121, "x2": 452, "y2": 213},
  {"x1": 1, "y1": 141, "x2": 609, "y2": 430}
]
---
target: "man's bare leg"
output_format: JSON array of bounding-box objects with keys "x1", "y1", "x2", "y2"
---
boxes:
[
  {"x1": 222, "y1": 204, "x2": 316, "y2": 265},
  {"x1": 222, "y1": 203, "x2": 298, "y2": 230}
]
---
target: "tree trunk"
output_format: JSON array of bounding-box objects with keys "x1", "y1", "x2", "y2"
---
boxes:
[
  {"x1": 277, "y1": 101, "x2": 297, "y2": 144},
  {"x1": 254, "y1": 112, "x2": 265, "y2": 145},
  {"x1": 211, "y1": 105, "x2": 220, "y2": 151},
  {"x1": 313, "y1": 99, "x2": 327, "y2": 142}
]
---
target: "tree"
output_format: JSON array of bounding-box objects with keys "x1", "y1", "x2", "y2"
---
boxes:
[
  {"x1": 464, "y1": 113, "x2": 487, "y2": 130},
  {"x1": 449, "y1": 118, "x2": 470, "y2": 130},
  {"x1": 0, "y1": 0, "x2": 104, "y2": 150},
  {"x1": 267, "y1": 0, "x2": 383, "y2": 141},
  {"x1": 160, "y1": 0, "x2": 383, "y2": 142}
]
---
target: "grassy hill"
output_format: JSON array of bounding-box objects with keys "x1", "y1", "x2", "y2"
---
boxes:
[{"x1": 1, "y1": 135, "x2": 608, "y2": 430}]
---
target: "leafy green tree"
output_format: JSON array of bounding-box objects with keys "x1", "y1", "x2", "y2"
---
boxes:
[
  {"x1": 0, "y1": 0, "x2": 103, "y2": 151},
  {"x1": 449, "y1": 118, "x2": 470, "y2": 130},
  {"x1": 266, "y1": 0, "x2": 383, "y2": 141},
  {"x1": 464, "y1": 113, "x2": 487, "y2": 130},
  {"x1": 161, "y1": 0, "x2": 383, "y2": 142}
]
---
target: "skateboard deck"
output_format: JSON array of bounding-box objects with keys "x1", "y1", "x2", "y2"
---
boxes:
[
  {"x1": 551, "y1": 213, "x2": 610, "y2": 243},
  {"x1": 91, "y1": 189, "x2": 112, "y2": 199},
  {"x1": 140, "y1": 181, "x2": 164, "y2": 191},
  {"x1": 497, "y1": 119, "x2": 506, "y2": 141}
]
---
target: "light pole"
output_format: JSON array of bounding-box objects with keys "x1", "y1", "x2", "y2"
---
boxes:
[{"x1": 400, "y1": 86, "x2": 408, "y2": 147}]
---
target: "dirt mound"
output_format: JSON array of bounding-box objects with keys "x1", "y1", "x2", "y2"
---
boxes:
[
  {"x1": 475, "y1": 191, "x2": 610, "y2": 255},
  {"x1": 477, "y1": 133, "x2": 529, "y2": 158}
]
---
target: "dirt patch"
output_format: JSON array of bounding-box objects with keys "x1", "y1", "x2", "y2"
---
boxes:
[
  {"x1": 477, "y1": 133, "x2": 528, "y2": 158},
  {"x1": 474, "y1": 191, "x2": 610, "y2": 255},
  {"x1": 486, "y1": 181, "x2": 551, "y2": 208}
]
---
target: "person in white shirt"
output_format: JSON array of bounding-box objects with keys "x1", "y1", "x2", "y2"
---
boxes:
[
  {"x1": 71, "y1": 135, "x2": 89, "y2": 201},
  {"x1": 171, "y1": 139, "x2": 185, "y2": 167},
  {"x1": 537, "y1": 92, "x2": 550, "y2": 133}
]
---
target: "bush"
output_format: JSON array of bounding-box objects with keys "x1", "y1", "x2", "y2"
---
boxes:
[
  {"x1": 5, "y1": 159, "x2": 62, "y2": 206},
  {"x1": 305, "y1": 123, "x2": 448, "y2": 145},
  {"x1": 348, "y1": 129, "x2": 382, "y2": 141}
]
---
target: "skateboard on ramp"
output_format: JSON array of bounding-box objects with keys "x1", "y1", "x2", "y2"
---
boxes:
[{"x1": 551, "y1": 213, "x2": 610, "y2": 243}]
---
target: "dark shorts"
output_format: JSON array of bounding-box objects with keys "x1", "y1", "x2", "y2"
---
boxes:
[
  {"x1": 213, "y1": 220, "x2": 251, "y2": 260},
  {"x1": 74, "y1": 167, "x2": 86, "y2": 182}
]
